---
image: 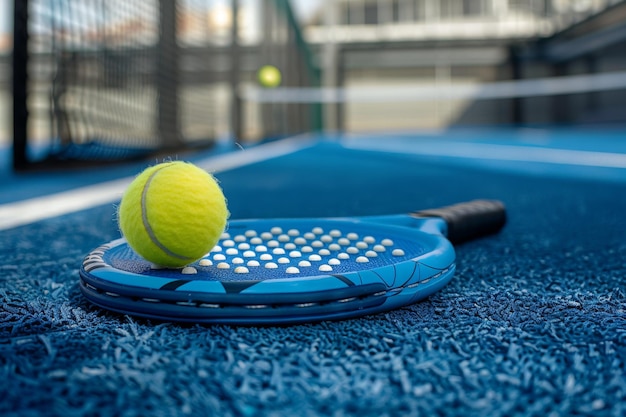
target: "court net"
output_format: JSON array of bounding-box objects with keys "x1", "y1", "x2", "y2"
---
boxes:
[{"x1": 242, "y1": 70, "x2": 626, "y2": 132}]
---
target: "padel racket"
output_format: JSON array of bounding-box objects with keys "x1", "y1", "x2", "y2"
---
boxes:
[{"x1": 79, "y1": 199, "x2": 505, "y2": 325}]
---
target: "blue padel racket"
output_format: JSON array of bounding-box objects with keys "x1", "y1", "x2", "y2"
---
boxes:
[{"x1": 79, "y1": 200, "x2": 505, "y2": 325}]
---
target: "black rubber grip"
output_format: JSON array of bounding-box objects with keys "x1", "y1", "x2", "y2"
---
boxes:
[{"x1": 412, "y1": 200, "x2": 506, "y2": 244}]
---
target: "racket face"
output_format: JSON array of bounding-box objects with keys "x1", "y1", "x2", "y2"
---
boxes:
[{"x1": 79, "y1": 216, "x2": 455, "y2": 324}]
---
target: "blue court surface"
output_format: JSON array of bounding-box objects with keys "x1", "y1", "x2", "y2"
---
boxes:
[{"x1": 2, "y1": 128, "x2": 626, "y2": 416}]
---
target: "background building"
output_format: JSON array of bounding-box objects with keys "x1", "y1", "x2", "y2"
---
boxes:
[{"x1": 300, "y1": 0, "x2": 626, "y2": 131}]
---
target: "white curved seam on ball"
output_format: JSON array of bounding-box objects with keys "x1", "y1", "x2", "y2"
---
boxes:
[{"x1": 141, "y1": 165, "x2": 193, "y2": 261}]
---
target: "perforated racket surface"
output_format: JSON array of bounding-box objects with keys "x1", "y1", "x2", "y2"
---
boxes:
[{"x1": 79, "y1": 200, "x2": 505, "y2": 324}]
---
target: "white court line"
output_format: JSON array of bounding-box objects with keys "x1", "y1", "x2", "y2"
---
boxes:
[
  {"x1": 343, "y1": 140, "x2": 626, "y2": 169},
  {"x1": 0, "y1": 137, "x2": 314, "y2": 231}
]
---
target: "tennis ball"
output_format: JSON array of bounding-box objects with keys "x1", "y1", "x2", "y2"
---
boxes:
[
  {"x1": 257, "y1": 65, "x2": 282, "y2": 88},
  {"x1": 118, "y1": 161, "x2": 228, "y2": 268}
]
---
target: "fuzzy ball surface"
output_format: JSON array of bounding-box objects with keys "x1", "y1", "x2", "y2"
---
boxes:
[
  {"x1": 118, "y1": 161, "x2": 228, "y2": 268},
  {"x1": 257, "y1": 65, "x2": 282, "y2": 88}
]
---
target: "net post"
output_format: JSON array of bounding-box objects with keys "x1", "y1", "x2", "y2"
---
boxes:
[
  {"x1": 259, "y1": 0, "x2": 278, "y2": 138},
  {"x1": 322, "y1": 0, "x2": 340, "y2": 133},
  {"x1": 157, "y1": 0, "x2": 182, "y2": 148},
  {"x1": 230, "y1": 0, "x2": 243, "y2": 142},
  {"x1": 12, "y1": 0, "x2": 29, "y2": 170}
]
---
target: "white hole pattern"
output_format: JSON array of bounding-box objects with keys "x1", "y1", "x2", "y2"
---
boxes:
[{"x1": 197, "y1": 225, "x2": 410, "y2": 276}]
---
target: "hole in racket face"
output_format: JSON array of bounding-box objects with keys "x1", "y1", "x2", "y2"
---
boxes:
[{"x1": 104, "y1": 219, "x2": 433, "y2": 281}]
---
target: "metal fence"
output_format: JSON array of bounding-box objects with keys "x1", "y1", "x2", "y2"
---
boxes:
[{"x1": 12, "y1": 0, "x2": 321, "y2": 170}]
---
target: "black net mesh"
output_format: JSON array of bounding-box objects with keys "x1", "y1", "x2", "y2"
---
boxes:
[{"x1": 16, "y1": 0, "x2": 321, "y2": 166}]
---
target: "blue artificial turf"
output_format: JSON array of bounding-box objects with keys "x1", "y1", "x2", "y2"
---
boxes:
[{"x1": 1, "y1": 139, "x2": 625, "y2": 416}]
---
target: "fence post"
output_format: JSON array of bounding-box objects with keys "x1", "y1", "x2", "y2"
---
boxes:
[
  {"x1": 13, "y1": 0, "x2": 29, "y2": 170},
  {"x1": 158, "y1": 0, "x2": 182, "y2": 148}
]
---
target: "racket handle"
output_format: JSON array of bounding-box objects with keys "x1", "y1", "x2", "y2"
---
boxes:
[{"x1": 413, "y1": 200, "x2": 506, "y2": 244}]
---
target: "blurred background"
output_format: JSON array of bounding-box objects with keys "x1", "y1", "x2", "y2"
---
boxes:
[{"x1": 1, "y1": 0, "x2": 625, "y2": 170}]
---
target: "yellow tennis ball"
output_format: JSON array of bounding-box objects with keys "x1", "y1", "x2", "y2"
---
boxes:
[
  {"x1": 257, "y1": 65, "x2": 282, "y2": 88},
  {"x1": 118, "y1": 161, "x2": 228, "y2": 268}
]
